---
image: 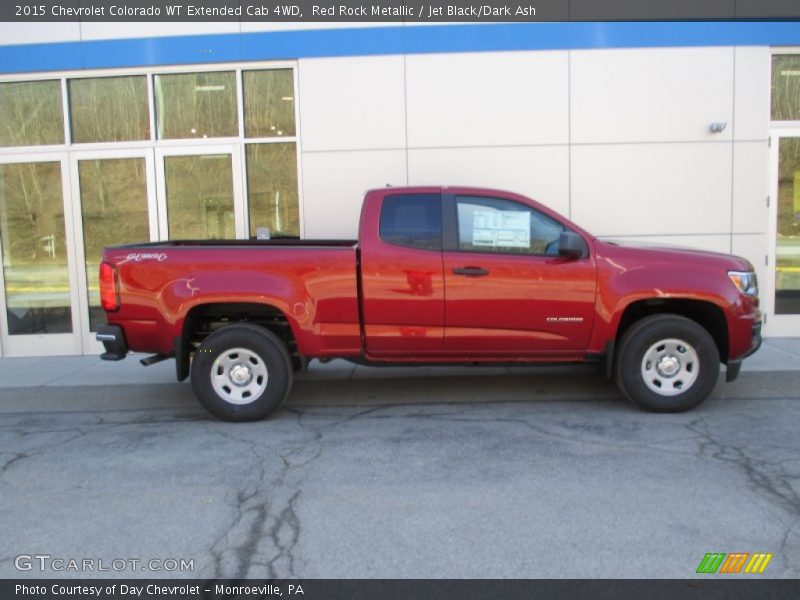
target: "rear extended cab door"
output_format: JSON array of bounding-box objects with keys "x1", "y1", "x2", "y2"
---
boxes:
[
  {"x1": 441, "y1": 189, "x2": 597, "y2": 356},
  {"x1": 359, "y1": 188, "x2": 445, "y2": 356}
]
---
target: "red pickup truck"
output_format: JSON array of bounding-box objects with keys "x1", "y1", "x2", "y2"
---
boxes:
[{"x1": 97, "y1": 186, "x2": 762, "y2": 421}]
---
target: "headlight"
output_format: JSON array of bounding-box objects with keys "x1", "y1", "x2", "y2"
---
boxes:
[{"x1": 728, "y1": 270, "x2": 758, "y2": 296}]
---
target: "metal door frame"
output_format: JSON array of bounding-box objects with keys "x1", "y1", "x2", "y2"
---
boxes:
[
  {"x1": 0, "y1": 151, "x2": 82, "y2": 357},
  {"x1": 767, "y1": 129, "x2": 800, "y2": 336},
  {"x1": 154, "y1": 144, "x2": 246, "y2": 241},
  {"x1": 68, "y1": 148, "x2": 158, "y2": 354}
]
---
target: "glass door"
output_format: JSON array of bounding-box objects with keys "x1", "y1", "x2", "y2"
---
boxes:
[
  {"x1": 0, "y1": 153, "x2": 82, "y2": 356},
  {"x1": 69, "y1": 149, "x2": 157, "y2": 354},
  {"x1": 155, "y1": 145, "x2": 245, "y2": 240},
  {"x1": 768, "y1": 132, "x2": 800, "y2": 336}
]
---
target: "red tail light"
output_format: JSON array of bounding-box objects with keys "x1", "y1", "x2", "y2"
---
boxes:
[{"x1": 99, "y1": 262, "x2": 120, "y2": 312}]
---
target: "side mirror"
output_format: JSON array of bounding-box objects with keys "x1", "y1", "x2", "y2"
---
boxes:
[{"x1": 558, "y1": 231, "x2": 587, "y2": 259}]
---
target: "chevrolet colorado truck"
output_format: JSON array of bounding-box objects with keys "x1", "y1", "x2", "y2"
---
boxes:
[{"x1": 97, "y1": 186, "x2": 762, "y2": 421}]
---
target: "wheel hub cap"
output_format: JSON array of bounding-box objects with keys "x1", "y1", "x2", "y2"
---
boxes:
[
  {"x1": 210, "y1": 347, "x2": 269, "y2": 405},
  {"x1": 229, "y1": 363, "x2": 252, "y2": 386},
  {"x1": 657, "y1": 355, "x2": 680, "y2": 377}
]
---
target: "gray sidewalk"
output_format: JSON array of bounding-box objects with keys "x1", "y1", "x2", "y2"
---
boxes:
[{"x1": 0, "y1": 337, "x2": 798, "y2": 388}]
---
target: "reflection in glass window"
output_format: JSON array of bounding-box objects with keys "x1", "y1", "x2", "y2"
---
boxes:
[
  {"x1": 0, "y1": 162, "x2": 72, "y2": 334},
  {"x1": 69, "y1": 76, "x2": 150, "y2": 143},
  {"x1": 243, "y1": 70, "x2": 296, "y2": 138},
  {"x1": 165, "y1": 154, "x2": 235, "y2": 239},
  {"x1": 79, "y1": 158, "x2": 150, "y2": 331},
  {"x1": 246, "y1": 143, "x2": 300, "y2": 238},
  {"x1": 154, "y1": 72, "x2": 238, "y2": 139},
  {"x1": 0, "y1": 80, "x2": 64, "y2": 147},
  {"x1": 772, "y1": 55, "x2": 800, "y2": 121},
  {"x1": 456, "y1": 196, "x2": 564, "y2": 255},
  {"x1": 776, "y1": 138, "x2": 800, "y2": 314}
]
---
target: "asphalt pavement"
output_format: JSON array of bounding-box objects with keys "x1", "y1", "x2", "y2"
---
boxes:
[{"x1": 0, "y1": 347, "x2": 798, "y2": 579}]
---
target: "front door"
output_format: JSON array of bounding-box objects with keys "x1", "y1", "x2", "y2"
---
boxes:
[
  {"x1": 69, "y1": 149, "x2": 157, "y2": 353},
  {"x1": 768, "y1": 133, "x2": 800, "y2": 336},
  {"x1": 0, "y1": 153, "x2": 82, "y2": 356},
  {"x1": 442, "y1": 193, "x2": 596, "y2": 356}
]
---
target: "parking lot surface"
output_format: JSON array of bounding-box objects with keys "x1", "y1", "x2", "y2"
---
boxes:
[{"x1": 0, "y1": 365, "x2": 799, "y2": 579}]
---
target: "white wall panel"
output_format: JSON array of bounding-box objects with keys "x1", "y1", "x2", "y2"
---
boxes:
[
  {"x1": 571, "y1": 143, "x2": 732, "y2": 236},
  {"x1": 597, "y1": 234, "x2": 731, "y2": 254},
  {"x1": 571, "y1": 47, "x2": 734, "y2": 143},
  {"x1": 733, "y1": 46, "x2": 771, "y2": 141},
  {"x1": 79, "y1": 22, "x2": 240, "y2": 40},
  {"x1": 406, "y1": 51, "x2": 569, "y2": 148},
  {"x1": 301, "y1": 150, "x2": 407, "y2": 238},
  {"x1": 298, "y1": 56, "x2": 406, "y2": 152},
  {"x1": 408, "y1": 145, "x2": 570, "y2": 216},
  {"x1": 732, "y1": 141, "x2": 769, "y2": 234},
  {"x1": 0, "y1": 22, "x2": 80, "y2": 46}
]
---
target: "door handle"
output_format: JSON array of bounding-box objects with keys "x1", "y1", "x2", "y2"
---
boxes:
[{"x1": 452, "y1": 266, "x2": 490, "y2": 277}]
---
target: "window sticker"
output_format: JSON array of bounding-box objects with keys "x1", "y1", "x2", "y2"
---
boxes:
[{"x1": 472, "y1": 209, "x2": 531, "y2": 248}]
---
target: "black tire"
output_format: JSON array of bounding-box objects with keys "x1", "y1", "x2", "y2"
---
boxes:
[
  {"x1": 615, "y1": 314, "x2": 719, "y2": 413},
  {"x1": 190, "y1": 324, "x2": 293, "y2": 422}
]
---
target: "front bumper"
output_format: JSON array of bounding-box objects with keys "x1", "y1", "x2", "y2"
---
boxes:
[
  {"x1": 96, "y1": 324, "x2": 128, "y2": 361},
  {"x1": 726, "y1": 321, "x2": 762, "y2": 382}
]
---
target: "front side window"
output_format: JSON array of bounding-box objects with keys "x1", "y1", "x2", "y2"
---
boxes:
[
  {"x1": 380, "y1": 194, "x2": 441, "y2": 251},
  {"x1": 456, "y1": 196, "x2": 564, "y2": 255}
]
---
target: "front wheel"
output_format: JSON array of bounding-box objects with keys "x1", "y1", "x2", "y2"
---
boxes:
[
  {"x1": 191, "y1": 324, "x2": 293, "y2": 422},
  {"x1": 615, "y1": 314, "x2": 720, "y2": 413}
]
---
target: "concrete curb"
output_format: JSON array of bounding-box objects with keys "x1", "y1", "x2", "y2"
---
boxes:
[{"x1": 0, "y1": 338, "x2": 797, "y2": 388}]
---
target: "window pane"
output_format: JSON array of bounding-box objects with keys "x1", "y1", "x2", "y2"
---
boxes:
[
  {"x1": 0, "y1": 162, "x2": 72, "y2": 334},
  {"x1": 69, "y1": 76, "x2": 149, "y2": 143},
  {"x1": 79, "y1": 158, "x2": 150, "y2": 331},
  {"x1": 772, "y1": 55, "x2": 800, "y2": 121},
  {"x1": 243, "y1": 69, "x2": 296, "y2": 138},
  {"x1": 0, "y1": 80, "x2": 64, "y2": 147},
  {"x1": 246, "y1": 143, "x2": 300, "y2": 237},
  {"x1": 379, "y1": 194, "x2": 441, "y2": 250},
  {"x1": 165, "y1": 154, "x2": 235, "y2": 239},
  {"x1": 456, "y1": 196, "x2": 564, "y2": 255},
  {"x1": 155, "y1": 72, "x2": 238, "y2": 139}
]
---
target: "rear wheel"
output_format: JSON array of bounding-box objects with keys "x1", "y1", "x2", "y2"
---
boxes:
[
  {"x1": 191, "y1": 324, "x2": 293, "y2": 422},
  {"x1": 615, "y1": 314, "x2": 719, "y2": 412}
]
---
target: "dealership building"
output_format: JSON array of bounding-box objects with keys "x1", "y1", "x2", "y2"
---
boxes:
[{"x1": 0, "y1": 20, "x2": 799, "y2": 357}]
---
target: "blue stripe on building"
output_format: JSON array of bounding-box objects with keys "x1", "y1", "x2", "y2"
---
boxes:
[{"x1": 2, "y1": 21, "x2": 800, "y2": 74}]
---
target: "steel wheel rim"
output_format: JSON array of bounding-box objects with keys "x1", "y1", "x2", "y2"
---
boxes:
[
  {"x1": 211, "y1": 347, "x2": 269, "y2": 405},
  {"x1": 640, "y1": 338, "x2": 700, "y2": 397}
]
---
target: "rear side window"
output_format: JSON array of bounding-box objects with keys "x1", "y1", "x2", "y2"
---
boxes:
[{"x1": 379, "y1": 194, "x2": 441, "y2": 251}]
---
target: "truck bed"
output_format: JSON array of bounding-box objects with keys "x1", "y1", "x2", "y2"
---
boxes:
[
  {"x1": 103, "y1": 240, "x2": 362, "y2": 358},
  {"x1": 113, "y1": 239, "x2": 358, "y2": 249}
]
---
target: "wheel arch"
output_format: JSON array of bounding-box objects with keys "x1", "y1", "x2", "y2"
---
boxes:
[
  {"x1": 614, "y1": 298, "x2": 729, "y2": 366},
  {"x1": 177, "y1": 301, "x2": 305, "y2": 380}
]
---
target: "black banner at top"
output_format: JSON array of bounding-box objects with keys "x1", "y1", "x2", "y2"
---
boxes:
[{"x1": 3, "y1": 0, "x2": 800, "y2": 22}]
